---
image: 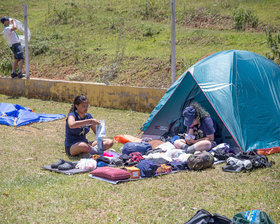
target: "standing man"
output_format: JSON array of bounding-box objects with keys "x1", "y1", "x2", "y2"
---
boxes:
[{"x1": 1, "y1": 17, "x2": 24, "y2": 78}]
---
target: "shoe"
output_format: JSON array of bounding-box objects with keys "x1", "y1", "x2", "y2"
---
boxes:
[
  {"x1": 11, "y1": 72, "x2": 18, "y2": 78},
  {"x1": 58, "y1": 161, "x2": 76, "y2": 170},
  {"x1": 17, "y1": 71, "x2": 25, "y2": 79},
  {"x1": 51, "y1": 159, "x2": 65, "y2": 169}
]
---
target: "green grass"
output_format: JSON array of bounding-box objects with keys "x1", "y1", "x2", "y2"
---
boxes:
[
  {"x1": 0, "y1": 94, "x2": 280, "y2": 223},
  {"x1": 0, "y1": 0, "x2": 280, "y2": 87}
]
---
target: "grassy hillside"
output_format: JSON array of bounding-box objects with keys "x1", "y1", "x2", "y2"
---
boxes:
[{"x1": 0, "y1": 0, "x2": 280, "y2": 88}]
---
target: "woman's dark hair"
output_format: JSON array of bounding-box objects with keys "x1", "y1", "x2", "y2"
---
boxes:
[
  {"x1": 190, "y1": 102, "x2": 209, "y2": 124},
  {"x1": 69, "y1": 94, "x2": 88, "y2": 113}
]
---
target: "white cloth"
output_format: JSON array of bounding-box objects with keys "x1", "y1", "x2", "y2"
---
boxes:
[
  {"x1": 76, "y1": 159, "x2": 97, "y2": 170},
  {"x1": 156, "y1": 141, "x2": 176, "y2": 151},
  {"x1": 3, "y1": 26, "x2": 20, "y2": 46}
]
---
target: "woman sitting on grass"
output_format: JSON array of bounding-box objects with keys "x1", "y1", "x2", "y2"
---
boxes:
[{"x1": 64, "y1": 94, "x2": 113, "y2": 157}]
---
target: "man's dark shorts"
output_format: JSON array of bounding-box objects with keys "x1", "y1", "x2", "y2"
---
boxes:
[{"x1": 10, "y1": 43, "x2": 24, "y2": 60}]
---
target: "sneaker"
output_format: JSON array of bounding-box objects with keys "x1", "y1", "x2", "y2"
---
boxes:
[
  {"x1": 11, "y1": 72, "x2": 18, "y2": 78},
  {"x1": 17, "y1": 71, "x2": 25, "y2": 79}
]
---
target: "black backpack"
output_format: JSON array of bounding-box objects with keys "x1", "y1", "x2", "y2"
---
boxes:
[{"x1": 185, "y1": 209, "x2": 233, "y2": 224}]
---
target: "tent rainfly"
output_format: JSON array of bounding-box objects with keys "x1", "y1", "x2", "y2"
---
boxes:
[{"x1": 141, "y1": 50, "x2": 280, "y2": 152}]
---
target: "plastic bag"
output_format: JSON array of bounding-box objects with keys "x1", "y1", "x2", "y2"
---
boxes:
[
  {"x1": 96, "y1": 120, "x2": 106, "y2": 150},
  {"x1": 76, "y1": 159, "x2": 97, "y2": 170}
]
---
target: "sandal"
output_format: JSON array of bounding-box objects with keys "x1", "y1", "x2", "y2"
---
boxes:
[{"x1": 51, "y1": 159, "x2": 65, "y2": 169}]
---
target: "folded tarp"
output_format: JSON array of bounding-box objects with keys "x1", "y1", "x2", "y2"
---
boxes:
[{"x1": 0, "y1": 103, "x2": 65, "y2": 127}]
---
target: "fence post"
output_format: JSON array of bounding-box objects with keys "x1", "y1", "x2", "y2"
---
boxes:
[
  {"x1": 24, "y1": 4, "x2": 29, "y2": 79},
  {"x1": 170, "y1": 0, "x2": 176, "y2": 84}
]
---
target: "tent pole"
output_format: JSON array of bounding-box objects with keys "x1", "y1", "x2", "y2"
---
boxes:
[
  {"x1": 170, "y1": 0, "x2": 176, "y2": 84},
  {"x1": 24, "y1": 4, "x2": 29, "y2": 79}
]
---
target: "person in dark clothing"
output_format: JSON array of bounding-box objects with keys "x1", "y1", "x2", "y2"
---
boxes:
[
  {"x1": 64, "y1": 94, "x2": 113, "y2": 156},
  {"x1": 174, "y1": 102, "x2": 217, "y2": 153}
]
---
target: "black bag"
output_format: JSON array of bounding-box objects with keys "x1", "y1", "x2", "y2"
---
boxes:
[{"x1": 185, "y1": 209, "x2": 233, "y2": 224}]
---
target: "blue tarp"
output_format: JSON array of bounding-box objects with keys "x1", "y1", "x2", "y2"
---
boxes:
[{"x1": 0, "y1": 103, "x2": 65, "y2": 127}]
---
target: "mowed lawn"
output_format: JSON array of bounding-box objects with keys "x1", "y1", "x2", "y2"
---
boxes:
[{"x1": 0, "y1": 94, "x2": 279, "y2": 223}]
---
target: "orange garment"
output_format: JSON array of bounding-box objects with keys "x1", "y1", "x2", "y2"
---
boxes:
[
  {"x1": 258, "y1": 147, "x2": 280, "y2": 155},
  {"x1": 114, "y1": 134, "x2": 142, "y2": 144}
]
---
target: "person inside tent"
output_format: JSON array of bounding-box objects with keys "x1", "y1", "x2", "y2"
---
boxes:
[
  {"x1": 65, "y1": 94, "x2": 114, "y2": 157},
  {"x1": 1, "y1": 17, "x2": 25, "y2": 78},
  {"x1": 173, "y1": 102, "x2": 217, "y2": 153}
]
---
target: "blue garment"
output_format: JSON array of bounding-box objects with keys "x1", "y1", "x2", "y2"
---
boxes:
[
  {"x1": 137, "y1": 159, "x2": 159, "y2": 178},
  {"x1": 64, "y1": 111, "x2": 93, "y2": 148},
  {"x1": 191, "y1": 116, "x2": 215, "y2": 137},
  {"x1": 10, "y1": 43, "x2": 24, "y2": 60}
]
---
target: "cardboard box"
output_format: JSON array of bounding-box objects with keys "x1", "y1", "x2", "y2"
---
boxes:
[{"x1": 124, "y1": 166, "x2": 140, "y2": 179}]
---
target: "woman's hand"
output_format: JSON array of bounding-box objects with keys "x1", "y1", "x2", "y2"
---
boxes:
[
  {"x1": 88, "y1": 118, "x2": 100, "y2": 126},
  {"x1": 185, "y1": 138, "x2": 197, "y2": 145}
]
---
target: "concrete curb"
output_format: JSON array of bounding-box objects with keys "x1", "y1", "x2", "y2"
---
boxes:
[{"x1": 0, "y1": 77, "x2": 167, "y2": 112}]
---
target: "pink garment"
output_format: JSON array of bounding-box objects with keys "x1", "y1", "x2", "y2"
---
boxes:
[{"x1": 102, "y1": 152, "x2": 113, "y2": 157}]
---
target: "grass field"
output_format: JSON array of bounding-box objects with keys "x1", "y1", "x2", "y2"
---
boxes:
[
  {"x1": 0, "y1": 94, "x2": 280, "y2": 223},
  {"x1": 0, "y1": 0, "x2": 280, "y2": 87}
]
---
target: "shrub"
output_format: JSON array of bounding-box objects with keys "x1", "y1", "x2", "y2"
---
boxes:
[
  {"x1": 0, "y1": 47, "x2": 12, "y2": 75},
  {"x1": 233, "y1": 7, "x2": 259, "y2": 30},
  {"x1": 136, "y1": 0, "x2": 169, "y2": 22},
  {"x1": 30, "y1": 35, "x2": 50, "y2": 56},
  {"x1": 265, "y1": 28, "x2": 280, "y2": 63}
]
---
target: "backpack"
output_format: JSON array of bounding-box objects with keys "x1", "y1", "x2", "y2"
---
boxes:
[
  {"x1": 185, "y1": 209, "x2": 233, "y2": 224},
  {"x1": 161, "y1": 117, "x2": 186, "y2": 141},
  {"x1": 232, "y1": 210, "x2": 275, "y2": 224},
  {"x1": 187, "y1": 151, "x2": 214, "y2": 171}
]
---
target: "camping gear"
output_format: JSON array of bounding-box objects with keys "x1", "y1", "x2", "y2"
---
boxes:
[
  {"x1": 0, "y1": 103, "x2": 65, "y2": 127},
  {"x1": 222, "y1": 157, "x2": 252, "y2": 173},
  {"x1": 232, "y1": 210, "x2": 275, "y2": 224},
  {"x1": 187, "y1": 151, "x2": 214, "y2": 171},
  {"x1": 156, "y1": 164, "x2": 172, "y2": 175},
  {"x1": 136, "y1": 159, "x2": 159, "y2": 178},
  {"x1": 42, "y1": 164, "x2": 88, "y2": 175},
  {"x1": 167, "y1": 161, "x2": 187, "y2": 171},
  {"x1": 90, "y1": 167, "x2": 131, "y2": 181},
  {"x1": 222, "y1": 150, "x2": 272, "y2": 173},
  {"x1": 141, "y1": 50, "x2": 280, "y2": 153},
  {"x1": 124, "y1": 166, "x2": 141, "y2": 179},
  {"x1": 122, "y1": 142, "x2": 152, "y2": 155},
  {"x1": 114, "y1": 134, "x2": 142, "y2": 144},
  {"x1": 57, "y1": 161, "x2": 76, "y2": 170},
  {"x1": 128, "y1": 152, "x2": 144, "y2": 163},
  {"x1": 148, "y1": 139, "x2": 165, "y2": 149},
  {"x1": 96, "y1": 120, "x2": 105, "y2": 150},
  {"x1": 51, "y1": 159, "x2": 65, "y2": 169},
  {"x1": 75, "y1": 159, "x2": 97, "y2": 170},
  {"x1": 258, "y1": 147, "x2": 280, "y2": 155},
  {"x1": 50, "y1": 159, "x2": 76, "y2": 170},
  {"x1": 185, "y1": 209, "x2": 233, "y2": 224}
]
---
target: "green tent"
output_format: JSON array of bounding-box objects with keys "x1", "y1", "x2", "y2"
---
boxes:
[{"x1": 141, "y1": 50, "x2": 280, "y2": 152}]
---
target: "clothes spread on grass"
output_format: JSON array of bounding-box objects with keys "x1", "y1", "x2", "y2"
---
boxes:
[
  {"x1": 0, "y1": 103, "x2": 65, "y2": 127},
  {"x1": 42, "y1": 133, "x2": 275, "y2": 184}
]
